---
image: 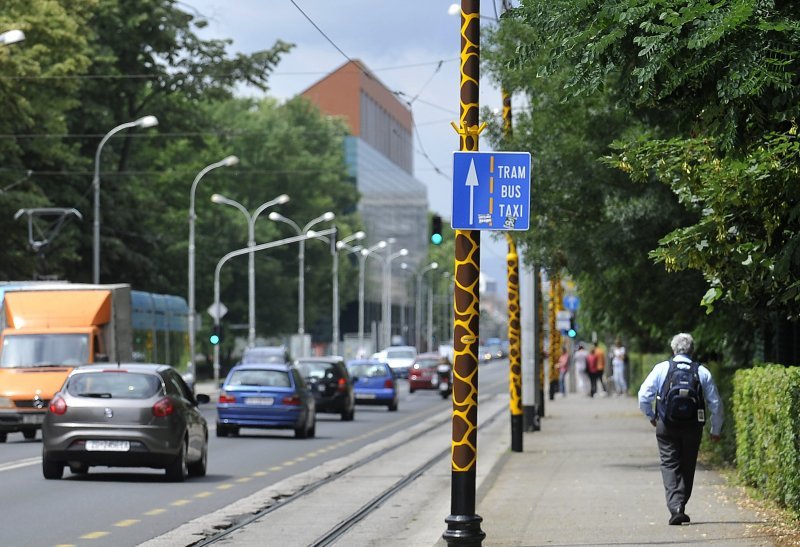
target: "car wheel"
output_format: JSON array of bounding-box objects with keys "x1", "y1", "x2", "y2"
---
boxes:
[
  {"x1": 441, "y1": 390, "x2": 451, "y2": 399},
  {"x1": 216, "y1": 423, "x2": 228, "y2": 437},
  {"x1": 69, "y1": 462, "x2": 89, "y2": 475},
  {"x1": 409, "y1": 386, "x2": 416, "y2": 394},
  {"x1": 22, "y1": 430, "x2": 36, "y2": 440},
  {"x1": 229, "y1": 426, "x2": 240, "y2": 437},
  {"x1": 188, "y1": 439, "x2": 208, "y2": 477},
  {"x1": 0, "y1": 432, "x2": 7, "y2": 443},
  {"x1": 42, "y1": 455, "x2": 64, "y2": 480},
  {"x1": 165, "y1": 439, "x2": 188, "y2": 482},
  {"x1": 294, "y1": 419, "x2": 309, "y2": 439},
  {"x1": 341, "y1": 403, "x2": 355, "y2": 422},
  {"x1": 308, "y1": 418, "x2": 316, "y2": 438},
  {"x1": 388, "y1": 399, "x2": 398, "y2": 411}
]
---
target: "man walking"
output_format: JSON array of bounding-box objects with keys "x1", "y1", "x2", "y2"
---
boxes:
[{"x1": 638, "y1": 333, "x2": 723, "y2": 525}]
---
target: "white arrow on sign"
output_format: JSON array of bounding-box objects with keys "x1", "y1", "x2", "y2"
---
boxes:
[
  {"x1": 207, "y1": 302, "x2": 228, "y2": 321},
  {"x1": 465, "y1": 158, "x2": 479, "y2": 225}
]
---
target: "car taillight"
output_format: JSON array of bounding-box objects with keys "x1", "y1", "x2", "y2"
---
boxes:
[
  {"x1": 218, "y1": 392, "x2": 236, "y2": 404},
  {"x1": 384, "y1": 379, "x2": 394, "y2": 389},
  {"x1": 337, "y1": 377, "x2": 347, "y2": 393},
  {"x1": 152, "y1": 397, "x2": 175, "y2": 417},
  {"x1": 49, "y1": 396, "x2": 67, "y2": 415},
  {"x1": 282, "y1": 395, "x2": 301, "y2": 406}
]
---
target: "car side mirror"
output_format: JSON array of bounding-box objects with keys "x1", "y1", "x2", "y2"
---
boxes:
[{"x1": 195, "y1": 393, "x2": 211, "y2": 405}]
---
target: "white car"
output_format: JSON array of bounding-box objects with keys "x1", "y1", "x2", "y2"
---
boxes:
[{"x1": 372, "y1": 346, "x2": 417, "y2": 378}]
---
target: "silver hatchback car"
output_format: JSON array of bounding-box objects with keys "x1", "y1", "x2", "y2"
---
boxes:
[{"x1": 41, "y1": 364, "x2": 209, "y2": 482}]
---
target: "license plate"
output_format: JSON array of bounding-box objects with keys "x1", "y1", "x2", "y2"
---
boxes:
[
  {"x1": 22, "y1": 414, "x2": 44, "y2": 424},
  {"x1": 244, "y1": 397, "x2": 274, "y2": 405},
  {"x1": 359, "y1": 393, "x2": 376, "y2": 399},
  {"x1": 317, "y1": 384, "x2": 326, "y2": 392},
  {"x1": 86, "y1": 440, "x2": 130, "y2": 452}
]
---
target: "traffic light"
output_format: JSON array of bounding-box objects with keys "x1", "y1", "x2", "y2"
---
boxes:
[
  {"x1": 209, "y1": 325, "x2": 222, "y2": 346},
  {"x1": 567, "y1": 317, "x2": 577, "y2": 338},
  {"x1": 431, "y1": 214, "x2": 443, "y2": 245}
]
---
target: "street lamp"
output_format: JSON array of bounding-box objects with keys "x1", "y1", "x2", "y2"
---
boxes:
[
  {"x1": 187, "y1": 156, "x2": 238, "y2": 380},
  {"x1": 269, "y1": 211, "x2": 336, "y2": 344},
  {"x1": 332, "y1": 230, "x2": 365, "y2": 356},
  {"x1": 342, "y1": 240, "x2": 387, "y2": 355},
  {"x1": 211, "y1": 192, "x2": 290, "y2": 347},
  {"x1": 384, "y1": 248, "x2": 409, "y2": 348},
  {"x1": 0, "y1": 29, "x2": 25, "y2": 46},
  {"x1": 211, "y1": 228, "x2": 336, "y2": 386},
  {"x1": 92, "y1": 115, "x2": 158, "y2": 283},
  {"x1": 415, "y1": 262, "x2": 439, "y2": 351}
]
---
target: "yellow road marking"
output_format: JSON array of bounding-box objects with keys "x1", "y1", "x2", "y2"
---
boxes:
[
  {"x1": 144, "y1": 508, "x2": 166, "y2": 516},
  {"x1": 217, "y1": 483, "x2": 234, "y2": 490},
  {"x1": 170, "y1": 499, "x2": 191, "y2": 506},
  {"x1": 80, "y1": 531, "x2": 109, "y2": 539},
  {"x1": 55, "y1": 544, "x2": 75, "y2": 547},
  {"x1": 114, "y1": 519, "x2": 140, "y2": 528},
  {"x1": 235, "y1": 477, "x2": 251, "y2": 483},
  {"x1": 195, "y1": 491, "x2": 213, "y2": 498},
  {"x1": 269, "y1": 466, "x2": 282, "y2": 471},
  {"x1": 252, "y1": 471, "x2": 267, "y2": 477},
  {"x1": 284, "y1": 460, "x2": 296, "y2": 466}
]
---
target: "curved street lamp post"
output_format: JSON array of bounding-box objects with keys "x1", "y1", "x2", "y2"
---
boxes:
[
  {"x1": 187, "y1": 155, "x2": 238, "y2": 380},
  {"x1": 211, "y1": 192, "x2": 290, "y2": 348},
  {"x1": 212, "y1": 228, "x2": 336, "y2": 386},
  {"x1": 93, "y1": 115, "x2": 158, "y2": 284},
  {"x1": 268, "y1": 211, "x2": 335, "y2": 346}
]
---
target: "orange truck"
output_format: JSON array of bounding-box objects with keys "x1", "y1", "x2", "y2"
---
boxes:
[{"x1": 0, "y1": 283, "x2": 133, "y2": 442}]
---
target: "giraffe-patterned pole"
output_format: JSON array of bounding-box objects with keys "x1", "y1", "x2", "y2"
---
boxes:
[
  {"x1": 536, "y1": 268, "x2": 545, "y2": 419},
  {"x1": 505, "y1": 233, "x2": 523, "y2": 452},
  {"x1": 501, "y1": 86, "x2": 523, "y2": 449},
  {"x1": 443, "y1": 0, "x2": 485, "y2": 544},
  {"x1": 550, "y1": 272, "x2": 563, "y2": 398}
]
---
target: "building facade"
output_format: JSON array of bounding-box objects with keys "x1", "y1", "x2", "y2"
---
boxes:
[{"x1": 301, "y1": 60, "x2": 428, "y2": 348}]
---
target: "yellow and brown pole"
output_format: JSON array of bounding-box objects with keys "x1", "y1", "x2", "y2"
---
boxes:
[
  {"x1": 536, "y1": 268, "x2": 546, "y2": 419},
  {"x1": 501, "y1": 83, "x2": 523, "y2": 446},
  {"x1": 505, "y1": 233, "x2": 523, "y2": 451},
  {"x1": 444, "y1": 0, "x2": 485, "y2": 544},
  {"x1": 549, "y1": 272, "x2": 563, "y2": 398}
]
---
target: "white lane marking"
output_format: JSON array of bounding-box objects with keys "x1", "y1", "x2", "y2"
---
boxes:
[{"x1": 0, "y1": 457, "x2": 40, "y2": 472}]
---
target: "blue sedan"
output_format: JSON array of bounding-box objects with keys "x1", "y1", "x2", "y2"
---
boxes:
[
  {"x1": 346, "y1": 360, "x2": 399, "y2": 411},
  {"x1": 216, "y1": 363, "x2": 316, "y2": 438}
]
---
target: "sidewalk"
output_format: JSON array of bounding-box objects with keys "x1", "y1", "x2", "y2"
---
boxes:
[{"x1": 475, "y1": 393, "x2": 776, "y2": 546}]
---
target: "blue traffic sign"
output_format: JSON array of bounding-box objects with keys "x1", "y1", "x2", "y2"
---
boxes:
[
  {"x1": 451, "y1": 151, "x2": 531, "y2": 231},
  {"x1": 563, "y1": 295, "x2": 580, "y2": 311}
]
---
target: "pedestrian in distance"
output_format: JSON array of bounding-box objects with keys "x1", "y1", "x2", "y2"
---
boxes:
[
  {"x1": 587, "y1": 346, "x2": 599, "y2": 397},
  {"x1": 594, "y1": 343, "x2": 608, "y2": 395},
  {"x1": 572, "y1": 343, "x2": 590, "y2": 395},
  {"x1": 637, "y1": 333, "x2": 723, "y2": 525},
  {"x1": 557, "y1": 346, "x2": 569, "y2": 396},
  {"x1": 611, "y1": 338, "x2": 627, "y2": 395}
]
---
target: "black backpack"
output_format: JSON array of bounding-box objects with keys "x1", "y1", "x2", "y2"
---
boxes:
[{"x1": 657, "y1": 359, "x2": 705, "y2": 426}]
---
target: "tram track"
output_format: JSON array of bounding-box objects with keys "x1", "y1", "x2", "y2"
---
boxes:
[{"x1": 189, "y1": 378, "x2": 506, "y2": 547}]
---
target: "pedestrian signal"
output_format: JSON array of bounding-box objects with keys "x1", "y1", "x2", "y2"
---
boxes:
[
  {"x1": 209, "y1": 325, "x2": 222, "y2": 345},
  {"x1": 431, "y1": 215, "x2": 443, "y2": 245},
  {"x1": 567, "y1": 318, "x2": 577, "y2": 338}
]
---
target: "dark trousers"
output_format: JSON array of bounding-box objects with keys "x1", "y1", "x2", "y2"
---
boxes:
[{"x1": 655, "y1": 420, "x2": 703, "y2": 515}]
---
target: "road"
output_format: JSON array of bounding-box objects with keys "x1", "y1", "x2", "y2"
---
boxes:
[{"x1": 0, "y1": 360, "x2": 508, "y2": 547}]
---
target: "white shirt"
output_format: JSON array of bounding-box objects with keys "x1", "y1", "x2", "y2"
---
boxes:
[{"x1": 637, "y1": 354, "x2": 724, "y2": 435}]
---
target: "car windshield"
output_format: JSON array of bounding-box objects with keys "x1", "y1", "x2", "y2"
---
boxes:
[
  {"x1": 1, "y1": 333, "x2": 90, "y2": 368},
  {"x1": 348, "y1": 363, "x2": 387, "y2": 378},
  {"x1": 296, "y1": 361, "x2": 337, "y2": 380},
  {"x1": 415, "y1": 358, "x2": 439, "y2": 368},
  {"x1": 66, "y1": 372, "x2": 161, "y2": 399},
  {"x1": 242, "y1": 350, "x2": 287, "y2": 364},
  {"x1": 387, "y1": 349, "x2": 415, "y2": 359},
  {"x1": 226, "y1": 369, "x2": 291, "y2": 388}
]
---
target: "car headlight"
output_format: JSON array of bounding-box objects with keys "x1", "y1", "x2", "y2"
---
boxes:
[{"x1": 0, "y1": 396, "x2": 14, "y2": 409}]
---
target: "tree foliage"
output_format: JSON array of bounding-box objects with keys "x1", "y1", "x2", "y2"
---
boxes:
[
  {"x1": 483, "y1": 0, "x2": 800, "y2": 357},
  {"x1": 0, "y1": 1, "x2": 362, "y2": 347}
]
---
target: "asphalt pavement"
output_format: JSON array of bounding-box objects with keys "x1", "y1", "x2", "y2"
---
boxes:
[{"x1": 159, "y1": 382, "x2": 781, "y2": 546}]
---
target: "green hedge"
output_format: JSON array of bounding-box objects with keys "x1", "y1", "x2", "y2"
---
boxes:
[{"x1": 734, "y1": 365, "x2": 800, "y2": 515}]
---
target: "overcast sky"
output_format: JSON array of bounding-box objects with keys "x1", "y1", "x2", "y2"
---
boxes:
[{"x1": 181, "y1": 0, "x2": 515, "y2": 282}]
